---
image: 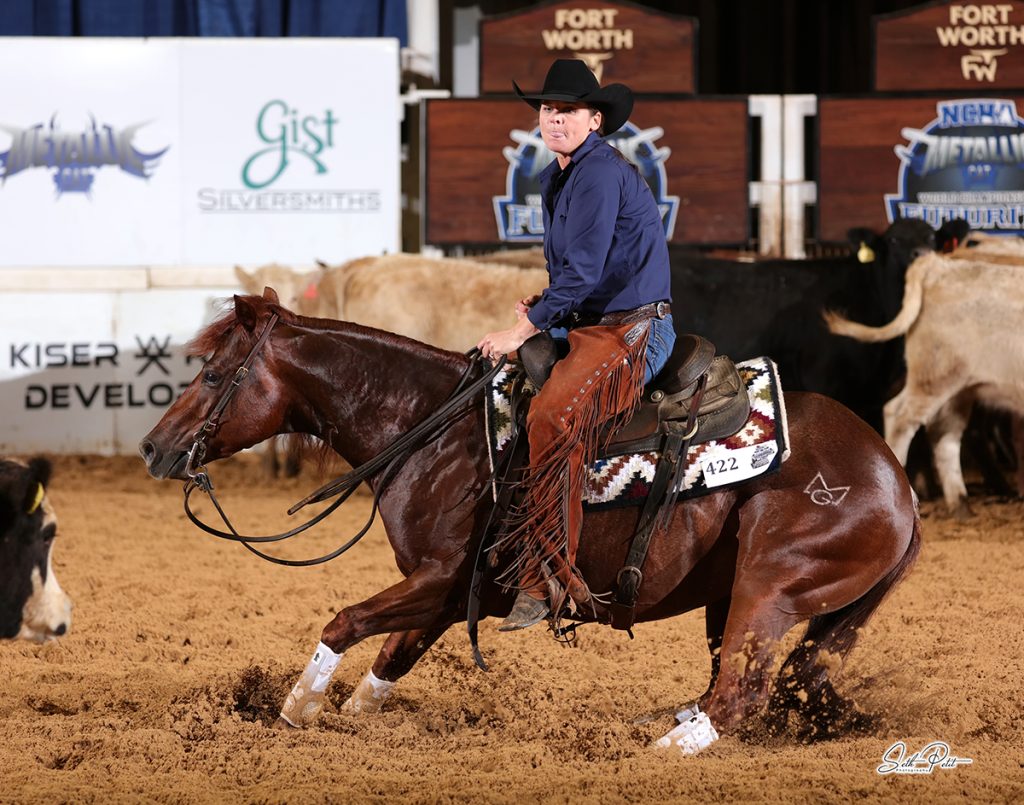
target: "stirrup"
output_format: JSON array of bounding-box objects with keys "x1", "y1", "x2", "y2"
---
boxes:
[{"x1": 498, "y1": 591, "x2": 550, "y2": 632}]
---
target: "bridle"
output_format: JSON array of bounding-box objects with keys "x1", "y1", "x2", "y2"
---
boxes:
[
  {"x1": 184, "y1": 313, "x2": 279, "y2": 480},
  {"x1": 181, "y1": 311, "x2": 505, "y2": 567}
]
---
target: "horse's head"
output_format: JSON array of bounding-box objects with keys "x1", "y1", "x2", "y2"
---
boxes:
[{"x1": 140, "y1": 288, "x2": 293, "y2": 480}]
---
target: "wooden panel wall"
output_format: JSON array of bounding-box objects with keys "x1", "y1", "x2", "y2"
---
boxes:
[
  {"x1": 480, "y1": 0, "x2": 696, "y2": 95},
  {"x1": 425, "y1": 98, "x2": 748, "y2": 246},
  {"x1": 875, "y1": 0, "x2": 1024, "y2": 90},
  {"x1": 817, "y1": 95, "x2": 1024, "y2": 240}
]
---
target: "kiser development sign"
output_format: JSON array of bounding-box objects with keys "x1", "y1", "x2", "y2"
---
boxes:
[
  {"x1": 0, "y1": 288, "x2": 234, "y2": 455},
  {"x1": 886, "y1": 98, "x2": 1024, "y2": 231}
]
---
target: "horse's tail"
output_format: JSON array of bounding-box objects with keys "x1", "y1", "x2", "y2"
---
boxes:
[
  {"x1": 822, "y1": 254, "x2": 932, "y2": 343},
  {"x1": 806, "y1": 502, "x2": 922, "y2": 660}
]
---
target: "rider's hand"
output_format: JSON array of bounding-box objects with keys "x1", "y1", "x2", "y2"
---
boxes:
[
  {"x1": 477, "y1": 316, "x2": 540, "y2": 362},
  {"x1": 515, "y1": 294, "x2": 542, "y2": 320}
]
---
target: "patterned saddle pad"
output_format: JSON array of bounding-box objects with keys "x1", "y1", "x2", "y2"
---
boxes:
[{"x1": 485, "y1": 357, "x2": 790, "y2": 511}]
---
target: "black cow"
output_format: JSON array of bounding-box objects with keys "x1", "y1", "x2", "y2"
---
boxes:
[
  {"x1": 668, "y1": 218, "x2": 946, "y2": 432},
  {"x1": 0, "y1": 457, "x2": 72, "y2": 641}
]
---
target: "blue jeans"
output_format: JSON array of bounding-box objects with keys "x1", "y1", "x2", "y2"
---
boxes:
[
  {"x1": 644, "y1": 313, "x2": 676, "y2": 384},
  {"x1": 549, "y1": 313, "x2": 676, "y2": 385}
]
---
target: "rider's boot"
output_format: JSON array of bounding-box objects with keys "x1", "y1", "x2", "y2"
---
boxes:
[
  {"x1": 498, "y1": 561, "x2": 560, "y2": 631},
  {"x1": 498, "y1": 589, "x2": 549, "y2": 631}
]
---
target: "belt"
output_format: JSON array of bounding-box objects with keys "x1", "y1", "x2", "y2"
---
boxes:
[{"x1": 568, "y1": 301, "x2": 671, "y2": 329}]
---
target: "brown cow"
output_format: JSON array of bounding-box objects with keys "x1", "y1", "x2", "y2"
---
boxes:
[
  {"x1": 470, "y1": 246, "x2": 548, "y2": 271},
  {"x1": 825, "y1": 252, "x2": 1024, "y2": 514}
]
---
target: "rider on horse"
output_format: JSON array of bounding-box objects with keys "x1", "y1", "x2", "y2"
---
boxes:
[{"x1": 477, "y1": 59, "x2": 675, "y2": 631}]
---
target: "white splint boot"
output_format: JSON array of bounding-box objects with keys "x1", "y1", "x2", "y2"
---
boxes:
[{"x1": 654, "y1": 705, "x2": 720, "y2": 755}]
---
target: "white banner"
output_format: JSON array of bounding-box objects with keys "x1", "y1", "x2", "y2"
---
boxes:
[
  {"x1": 180, "y1": 39, "x2": 400, "y2": 265},
  {"x1": 0, "y1": 37, "x2": 400, "y2": 267},
  {"x1": 0, "y1": 39, "x2": 181, "y2": 266},
  {"x1": 0, "y1": 289, "x2": 235, "y2": 455}
]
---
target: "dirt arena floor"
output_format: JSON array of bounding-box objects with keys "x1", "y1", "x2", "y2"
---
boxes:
[{"x1": 1, "y1": 453, "x2": 1022, "y2": 804}]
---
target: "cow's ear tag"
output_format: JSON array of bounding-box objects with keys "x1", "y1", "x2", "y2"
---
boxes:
[
  {"x1": 27, "y1": 483, "x2": 44, "y2": 515},
  {"x1": 303, "y1": 282, "x2": 318, "y2": 300},
  {"x1": 857, "y1": 241, "x2": 876, "y2": 264}
]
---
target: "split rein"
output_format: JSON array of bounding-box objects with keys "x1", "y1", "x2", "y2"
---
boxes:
[{"x1": 182, "y1": 313, "x2": 506, "y2": 566}]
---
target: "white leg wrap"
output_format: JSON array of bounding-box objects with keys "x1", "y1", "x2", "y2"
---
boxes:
[
  {"x1": 341, "y1": 670, "x2": 396, "y2": 714},
  {"x1": 655, "y1": 707, "x2": 720, "y2": 755},
  {"x1": 279, "y1": 642, "x2": 343, "y2": 727}
]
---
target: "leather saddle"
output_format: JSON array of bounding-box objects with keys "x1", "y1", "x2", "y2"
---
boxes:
[{"x1": 518, "y1": 332, "x2": 750, "y2": 456}]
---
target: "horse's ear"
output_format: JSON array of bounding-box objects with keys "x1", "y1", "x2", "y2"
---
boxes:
[
  {"x1": 263, "y1": 286, "x2": 280, "y2": 304},
  {"x1": 234, "y1": 294, "x2": 259, "y2": 332}
]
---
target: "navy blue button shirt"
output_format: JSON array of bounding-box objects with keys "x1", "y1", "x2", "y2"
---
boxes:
[{"x1": 526, "y1": 131, "x2": 672, "y2": 332}]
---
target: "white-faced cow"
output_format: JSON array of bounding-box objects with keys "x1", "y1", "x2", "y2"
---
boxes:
[
  {"x1": 0, "y1": 457, "x2": 72, "y2": 641},
  {"x1": 825, "y1": 252, "x2": 1024, "y2": 514}
]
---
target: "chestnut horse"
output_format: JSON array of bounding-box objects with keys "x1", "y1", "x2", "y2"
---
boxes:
[{"x1": 140, "y1": 291, "x2": 920, "y2": 752}]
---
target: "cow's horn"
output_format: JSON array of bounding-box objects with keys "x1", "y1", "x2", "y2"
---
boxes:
[{"x1": 27, "y1": 482, "x2": 44, "y2": 515}]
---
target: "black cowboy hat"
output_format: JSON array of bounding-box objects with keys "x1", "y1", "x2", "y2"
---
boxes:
[{"x1": 513, "y1": 59, "x2": 633, "y2": 135}]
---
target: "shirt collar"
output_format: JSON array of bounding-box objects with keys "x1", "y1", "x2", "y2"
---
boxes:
[{"x1": 539, "y1": 131, "x2": 603, "y2": 185}]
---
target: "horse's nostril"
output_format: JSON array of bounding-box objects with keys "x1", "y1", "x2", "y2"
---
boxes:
[{"x1": 139, "y1": 439, "x2": 155, "y2": 465}]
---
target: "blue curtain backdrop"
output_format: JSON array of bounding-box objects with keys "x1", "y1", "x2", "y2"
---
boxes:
[{"x1": 2, "y1": 0, "x2": 407, "y2": 42}]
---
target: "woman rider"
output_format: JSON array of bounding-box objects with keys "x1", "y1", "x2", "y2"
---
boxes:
[{"x1": 477, "y1": 59, "x2": 675, "y2": 631}]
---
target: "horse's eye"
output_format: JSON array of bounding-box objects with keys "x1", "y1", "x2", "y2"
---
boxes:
[{"x1": 202, "y1": 370, "x2": 222, "y2": 386}]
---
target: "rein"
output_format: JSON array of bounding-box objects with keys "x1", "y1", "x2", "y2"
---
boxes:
[{"x1": 181, "y1": 313, "x2": 505, "y2": 566}]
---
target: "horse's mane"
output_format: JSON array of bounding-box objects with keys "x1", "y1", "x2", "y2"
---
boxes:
[
  {"x1": 186, "y1": 295, "x2": 306, "y2": 358},
  {"x1": 183, "y1": 293, "x2": 475, "y2": 476},
  {"x1": 186, "y1": 294, "x2": 468, "y2": 372},
  {"x1": 186, "y1": 305, "x2": 238, "y2": 358}
]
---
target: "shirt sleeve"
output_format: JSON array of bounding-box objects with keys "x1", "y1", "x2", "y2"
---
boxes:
[{"x1": 527, "y1": 157, "x2": 622, "y2": 330}]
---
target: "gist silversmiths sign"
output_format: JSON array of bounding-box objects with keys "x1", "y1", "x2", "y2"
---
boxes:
[
  {"x1": 479, "y1": 1, "x2": 696, "y2": 95},
  {"x1": 876, "y1": 1, "x2": 1024, "y2": 90},
  {"x1": 180, "y1": 39, "x2": 400, "y2": 265}
]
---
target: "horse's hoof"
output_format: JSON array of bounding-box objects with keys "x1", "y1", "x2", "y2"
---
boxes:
[
  {"x1": 273, "y1": 716, "x2": 297, "y2": 730},
  {"x1": 949, "y1": 500, "x2": 974, "y2": 520},
  {"x1": 341, "y1": 694, "x2": 383, "y2": 715}
]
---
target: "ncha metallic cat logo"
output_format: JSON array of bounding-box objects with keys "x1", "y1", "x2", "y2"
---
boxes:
[
  {"x1": 886, "y1": 98, "x2": 1024, "y2": 233},
  {"x1": 494, "y1": 122, "x2": 679, "y2": 242},
  {"x1": 0, "y1": 115, "x2": 169, "y2": 196}
]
